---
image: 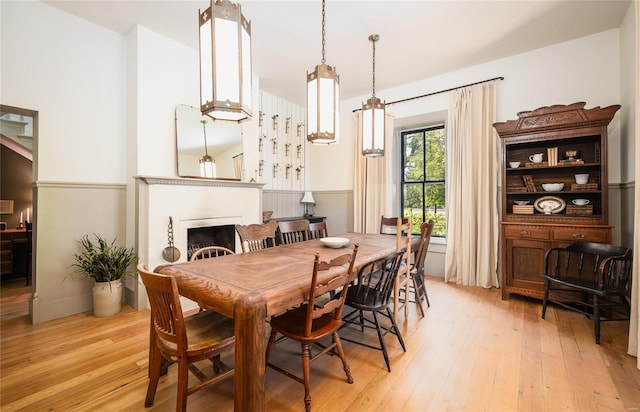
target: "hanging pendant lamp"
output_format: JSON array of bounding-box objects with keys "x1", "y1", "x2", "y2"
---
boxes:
[
  {"x1": 199, "y1": 120, "x2": 217, "y2": 178},
  {"x1": 199, "y1": 0, "x2": 252, "y2": 122},
  {"x1": 307, "y1": 0, "x2": 339, "y2": 144},
  {"x1": 362, "y1": 34, "x2": 385, "y2": 157}
]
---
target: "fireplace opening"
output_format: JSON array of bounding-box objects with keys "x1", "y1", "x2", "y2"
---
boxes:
[{"x1": 187, "y1": 224, "x2": 236, "y2": 260}]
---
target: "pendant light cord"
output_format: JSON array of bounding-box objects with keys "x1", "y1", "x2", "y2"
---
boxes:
[
  {"x1": 201, "y1": 120, "x2": 209, "y2": 156},
  {"x1": 369, "y1": 34, "x2": 378, "y2": 97},
  {"x1": 321, "y1": 0, "x2": 326, "y2": 64}
]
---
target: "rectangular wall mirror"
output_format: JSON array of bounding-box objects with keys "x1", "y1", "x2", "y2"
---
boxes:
[{"x1": 175, "y1": 104, "x2": 244, "y2": 180}]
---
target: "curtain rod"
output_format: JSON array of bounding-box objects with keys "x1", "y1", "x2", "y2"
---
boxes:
[{"x1": 352, "y1": 76, "x2": 504, "y2": 112}]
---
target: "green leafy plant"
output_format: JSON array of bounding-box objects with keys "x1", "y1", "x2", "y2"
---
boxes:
[{"x1": 72, "y1": 234, "x2": 137, "y2": 282}]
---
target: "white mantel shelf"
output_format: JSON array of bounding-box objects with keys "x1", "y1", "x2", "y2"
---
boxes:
[{"x1": 136, "y1": 176, "x2": 265, "y2": 189}]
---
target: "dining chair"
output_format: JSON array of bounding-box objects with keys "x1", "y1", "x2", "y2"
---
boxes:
[
  {"x1": 541, "y1": 242, "x2": 633, "y2": 344},
  {"x1": 189, "y1": 245, "x2": 235, "y2": 261},
  {"x1": 265, "y1": 244, "x2": 359, "y2": 412},
  {"x1": 341, "y1": 251, "x2": 406, "y2": 372},
  {"x1": 407, "y1": 220, "x2": 434, "y2": 316},
  {"x1": 138, "y1": 264, "x2": 235, "y2": 412},
  {"x1": 235, "y1": 220, "x2": 278, "y2": 253},
  {"x1": 278, "y1": 219, "x2": 310, "y2": 245},
  {"x1": 308, "y1": 220, "x2": 328, "y2": 239},
  {"x1": 379, "y1": 216, "x2": 412, "y2": 320}
]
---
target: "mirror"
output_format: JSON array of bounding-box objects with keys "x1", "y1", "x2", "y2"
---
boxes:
[{"x1": 175, "y1": 104, "x2": 244, "y2": 180}]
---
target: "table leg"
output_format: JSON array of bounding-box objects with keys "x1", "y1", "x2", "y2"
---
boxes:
[{"x1": 234, "y1": 294, "x2": 267, "y2": 412}]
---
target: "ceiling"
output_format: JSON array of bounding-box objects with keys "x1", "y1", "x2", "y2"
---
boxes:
[{"x1": 43, "y1": 0, "x2": 631, "y2": 106}]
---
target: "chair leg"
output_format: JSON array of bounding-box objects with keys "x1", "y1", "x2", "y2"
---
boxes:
[
  {"x1": 332, "y1": 332, "x2": 353, "y2": 384},
  {"x1": 541, "y1": 280, "x2": 549, "y2": 319},
  {"x1": 265, "y1": 329, "x2": 278, "y2": 364},
  {"x1": 176, "y1": 358, "x2": 189, "y2": 412},
  {"x1": 145, "y1": 342, "x2": 163, "y2": 407},
  {"x1": 301, "y1": 342, "x2": 312, "y2": 412},
  {"x1": 372, "y1": 311, "x2": 392, "y2": 372},
  {"x1": 593, "y1": 295, "x2": 600, "y2": 345},
  {"x1": 387, "y1": 307, "x2": 406, "y2": 352},
  {"x1": 412, "y1": 275, "x2": 425, "y2": 317}
]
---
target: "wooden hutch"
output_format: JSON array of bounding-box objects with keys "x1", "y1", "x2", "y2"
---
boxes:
[{"x1": 494, "y1": 102, "x2": 620, "y2": 300}]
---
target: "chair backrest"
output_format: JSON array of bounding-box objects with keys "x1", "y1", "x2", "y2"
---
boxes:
[
  {"x1": 278, "y1": 219, "x2": 310, "y2": 245},
  {"x1": 303, "y1": 244, "x2": 359, "y2": 337},
  {"x1": 545, "y1": 241, "x2": 633, "y2": 292},
  {"x1": 380, "y1": 216, "x2": 409, "y2": 235},
  {"x1": 346, "y1": 251, "x2": 405, "y2": 309},
  {"x1": 190, "y1": 246, "x2": 235, "y2": 261},
  {"x1": 137, "y1": 264, "x2": 187, "y2": 353},
  {"x1": 308, "y1": 221, "x2": 328, "y2": 239},
  {"x1": 235, "y1": 220, "x2": 278, "y2": 253},
  {"x1": 412, "y1": 220, "x2": 434, "y2": 276}
]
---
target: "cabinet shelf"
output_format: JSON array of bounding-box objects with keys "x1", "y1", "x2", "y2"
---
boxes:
[{"x1": 494, "y1": 102, "x2": 620, "y2": 301}]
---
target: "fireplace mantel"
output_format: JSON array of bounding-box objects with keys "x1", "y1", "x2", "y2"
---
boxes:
[{"x1": 137, "y1": 175, "x2": 265, "y2": 189}]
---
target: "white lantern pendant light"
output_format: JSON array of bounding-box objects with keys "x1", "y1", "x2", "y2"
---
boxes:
[
  {"x1": 307, "y1": 0, "x2": 340, "y2": 144},
  {"x1": 199, "y1": 0, "x2": 252, "y2": 122},
  {"x1": 362, "y1": 34, "x2": 385, "y2": 157},
  {"x1": 199, "y1": 120, "x2": 217, "y2": 178}
]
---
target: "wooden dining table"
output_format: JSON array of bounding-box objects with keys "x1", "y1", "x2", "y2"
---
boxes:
[{"x1": 155, "y1": 232, "x2": 410, "y2": 411}]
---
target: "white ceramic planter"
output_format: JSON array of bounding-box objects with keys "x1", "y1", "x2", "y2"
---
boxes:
[{"x1": 92, "y1": 279, "x2": 123, "y2": 317}]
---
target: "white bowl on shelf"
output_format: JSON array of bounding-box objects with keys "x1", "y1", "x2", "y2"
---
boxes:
[
  {"x1": 319, "y1": 237, "x2": 350, "y2": 248},
  {"x1": 542, "y1": 183, "x2": 564, "y2": 192}
]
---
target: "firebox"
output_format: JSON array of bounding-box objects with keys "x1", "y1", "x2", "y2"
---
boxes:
[{"x1": 187, "y1": 224, "x2": 236, "y2": 260}]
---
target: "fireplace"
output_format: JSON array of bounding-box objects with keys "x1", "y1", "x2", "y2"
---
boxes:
[{"x1": 187, "y1": 224, "x2": 236, "y2": 260}]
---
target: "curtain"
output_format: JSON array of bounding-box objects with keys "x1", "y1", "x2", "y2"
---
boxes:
[
  {"x1": 353, "y1": 112, "x2": 395, "y2": 233},
  {"x1": 444, "y1": 82, "x2": 500, "y2": 288},
  {"x1": 628, "y1": 0, "x2": 639, "y2": 369},
  {"x1": 233, "y1": 154, "x2": 243, "y2": 180}
]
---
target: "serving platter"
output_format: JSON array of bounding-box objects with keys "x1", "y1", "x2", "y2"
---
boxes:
[{"x1": 534, "y1": 196, "x2": 566, "y2": 214}]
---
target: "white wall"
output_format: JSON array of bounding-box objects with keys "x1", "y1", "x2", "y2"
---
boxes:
[{"x1": 1, "y1": 1, "x2": 129, "y2": 322}]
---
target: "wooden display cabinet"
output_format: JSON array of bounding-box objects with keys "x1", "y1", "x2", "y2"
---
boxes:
[{"x1": 494, "y1": 102, "x2": 620, "y2": 300}]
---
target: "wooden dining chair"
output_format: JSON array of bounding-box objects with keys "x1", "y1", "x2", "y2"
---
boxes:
[
  {"x1": 138, "y1": 264, "x2": 235, "y2": 412},
  {"x1": 189, "y1": 245, "x2": 234, "y2": 261},
  {"x1": 379, "y1": 216, "x2": 412, "y2": 320},
  {"x1": 278, "y1": 219, "x2": 310, "y2": 245},
  {"x1": 265, "y1": 244, "x2": 359, "y2": 412},
  {"x1": 341, "y1": 251, "x2": 406, "y2": 372},
  {"x1": 308, "y1": 220, "x2": 328, "y2": 239},
  {"x1": 407, "y1": 220, "x2": 434, "y2": 316},
  {"x1": 235, "y1": 220, "x2": 278, "y2": 253}
]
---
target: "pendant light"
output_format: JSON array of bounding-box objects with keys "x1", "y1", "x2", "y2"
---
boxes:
[
  {"x1": 199, "y1": 0, "x2": 252, "y2": 122},
  {"x1": 362, "y1": 34, "x2": 385, "y2": 157},
  {"x1": 199, "y1": 120, "x2": 217, "y2": 178},
  {"x1": 307, "y1": 0, "x2": 339, "y2": 144}
]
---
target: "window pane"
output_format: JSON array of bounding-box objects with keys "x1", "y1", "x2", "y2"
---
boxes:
[
  {"x1": 424, "y1": 128, "x2": 445, "y2": 181},
  {"x1": 425, "y1": 183, "x2": 446, "y2": 237},
  {"x1": 403, "y1": 132, "x2": 424, "y2": 182}
]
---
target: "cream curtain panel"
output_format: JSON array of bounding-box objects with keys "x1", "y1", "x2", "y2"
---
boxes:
[
  {"x1": 444, "y1": 82, "x2": 500, "y2": 288},
  {"x1": 628, "y1": 0, "x2": 639, "y2": 369},
  {"x1": 233, "y1": 154, "x2": 243, "y2": 180},
  {"x1": 353, "y1": 112, "x2": 395, "y2": 233}
]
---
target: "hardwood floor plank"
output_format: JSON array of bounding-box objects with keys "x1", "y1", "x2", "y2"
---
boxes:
[{"x1": 1, "y1": 277, "x2": 638, "y2": 411}]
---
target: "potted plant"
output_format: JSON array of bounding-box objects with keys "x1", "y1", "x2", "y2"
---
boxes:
[{"x1": 72, "y1": 234, "x2": 137, "y2": 317}]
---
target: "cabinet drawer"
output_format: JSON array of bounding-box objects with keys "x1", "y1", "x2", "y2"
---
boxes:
[
  {"x1": 552, "y1": 228, "x2": 609, "y2": 243},
  {"x1": 504, "y1": 227, "x2": 550, "y2": 240}
]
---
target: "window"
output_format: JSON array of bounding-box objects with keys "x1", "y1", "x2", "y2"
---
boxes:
[{"x1": 401, "y1": 125, "x2": 446, "y2": 237}]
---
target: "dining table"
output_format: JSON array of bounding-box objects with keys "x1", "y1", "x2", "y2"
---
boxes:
[{"x1": 155, "y1": 232, "x2": 413, "y2": 412}]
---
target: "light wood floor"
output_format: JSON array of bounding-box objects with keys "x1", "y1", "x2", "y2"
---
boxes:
[{"x1": 1, "y1": 276, "x2": 639, "y2": 411}]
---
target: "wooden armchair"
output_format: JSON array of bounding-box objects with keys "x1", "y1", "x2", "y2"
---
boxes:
[
  {"x1": 408, "y1": 220, "x2": 434, "y2": 316},
  {"x1": 308, "y1": 221, "x2": 328, "y2": 239},
  {"x1": 138, "y1": 265, "x2": 235, "y2": 412},
  {"x1": 541, "y1": 241, "x2": 633, "y2": 344},
  {"x1": 265, "y1": 244, "x2": 359, "y2": 412},
  {"x1": 380, "y1": 216, "x2": 412, "y2": 320},
  {"x1": 278, "y1": 219, "x2": 310, "y2": 245},
  {"x1": 235, "y1": 220, "x2": 278, "y2": 253},
  {"x1": 189, "y1": 245, "x2": 234, "y2": 261}
]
